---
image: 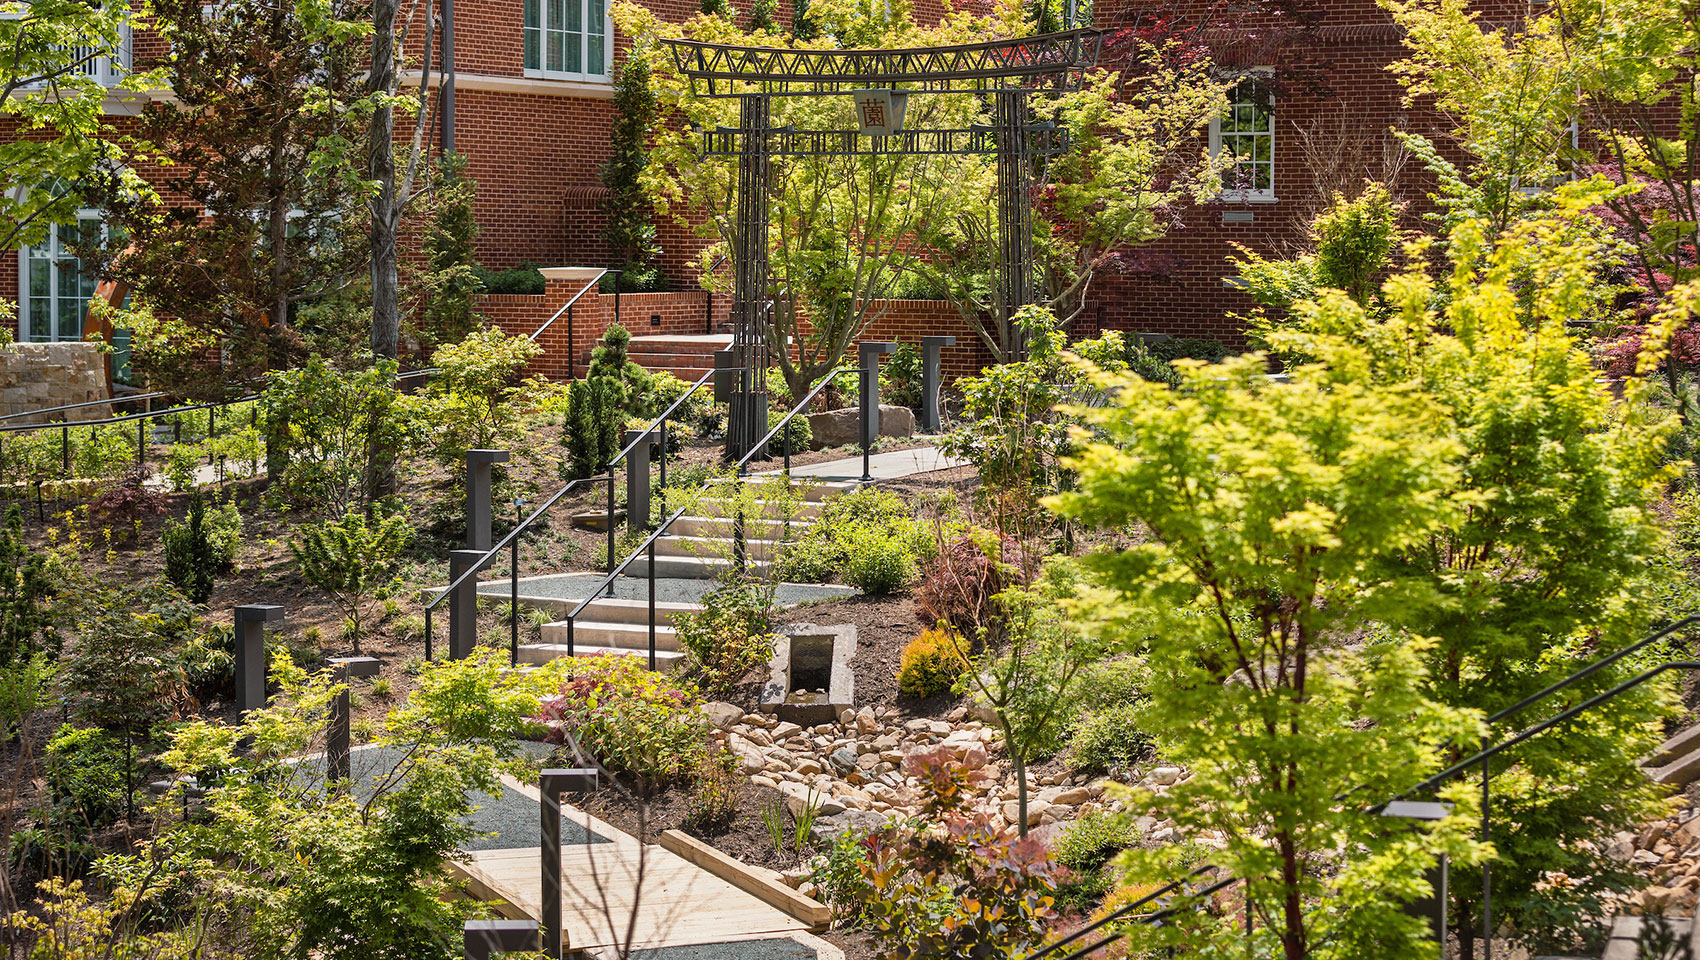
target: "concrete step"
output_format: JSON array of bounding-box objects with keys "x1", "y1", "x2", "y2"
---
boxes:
[
  {"x1": 538, "y1": 619, "x2": 681, "y2": 651},
  {"x1": 667, "y1": 515, "x2": 815, "y2": 540},
  {"x1": 654, "y1": 534, "x2": 785, "y2": 561},
  {"x1": 711, "y1": 477, "x2": 860, "y2": 502},
  {"x1": 519, "y1": 642, "x2": 687, "y2": 672},
  {"x1": 1596, "y1": 915, "x2": 1697, "y2": 960},
  {"x1": 624, "y1": 554, "x2": 772, "y2": 579},
  {"x1": 1647, "y1": 746, "x2": 1700, "y2": 787},
  {"x1": 1649, "y1": 725, "x2": 1700, "y2": 767},
  {"x1": 465, "y1": 584, "x2": 702, "y2": 623},
  {"x1": 695, "y1": 498, "x2": 824, "y2": 521}
]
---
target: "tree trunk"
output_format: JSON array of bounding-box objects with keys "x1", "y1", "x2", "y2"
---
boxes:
[
  {"x1": 1002, "y1": 714, "x2": 1029, "y2": 837},
  {"x1": 1279, "y1": 828, "x2": 1305, "y2": 960},
  {"x1": 368, "y1": 0, "x2": 401, "y2": 361}
]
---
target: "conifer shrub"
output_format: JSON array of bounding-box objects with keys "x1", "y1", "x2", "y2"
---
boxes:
[
  {"x1": 897, "y1": 626, "x2": 968, "y2": 698},
  {"x1": 162, "y1": 492, "x2": 242, "y2": 604}
]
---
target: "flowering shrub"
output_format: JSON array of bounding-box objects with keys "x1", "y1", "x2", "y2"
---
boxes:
[
  {"x1": 535, "y1": 656, "x2": 709, "y2": 788},
  {"x1": 896, "y1": 626, "x2": 968, "y2": 699}
]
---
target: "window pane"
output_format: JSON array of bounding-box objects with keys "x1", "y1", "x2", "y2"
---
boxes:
[
  {"x1": 1253, "y1": 135, "x2": 1270, "y2": 162},
  {"x1": 524, "y1": 0, "x2": 540, "y2": 69},
  {"x1": 1254, "y1": 163, "x2": 1271, "y2": 191},
  {"x1": 28, "y1": 259, "x2": 49, "y2": 299},
  {"x1": 566, "y1": 0, "x2": 582, "y2": 73},
  {"x1": 547, "y1": 0, "x2": 565, "y2": 70},
  {"x1": 27, "y1": 300, "x2": 49, "y2": 341},
  {"x1": 587, "y1": 0, "x2": 605, "y2": 74}
]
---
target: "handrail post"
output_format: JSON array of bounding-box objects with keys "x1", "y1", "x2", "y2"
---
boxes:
[
  {"x1": 604, "y1": 472, "x2": 616, "y2": 596},
  {"x1": 424, "y1": 606, "x2": 434, "y2": 662},
  {"x1": 465, "y1": 450, "x2": 511, "y2": 552},
  {"x1": 648, "y1": 535, "x2": 657, "y2": 672},
  {"x1": 1481, "y1": 754, "x2": 1491, "y2": 960},
  {"x1": 658, "y1": 418, "x2": 668, "y2": 515},
  {"x1": 511, "y1": 499, "x2": 522, "y2": 668},
  {"x1": 624, "y1": 429, "x2": 656, "y2": 532},
  {"x1": 540, "y1": 769, "x2": 598, "y2": 958},
  {"x1": 858, "y1": 343, "x2": 898, "y2": 482}
]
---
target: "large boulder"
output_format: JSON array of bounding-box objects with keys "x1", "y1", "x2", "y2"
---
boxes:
[{"x1": 807, "y1": 404, "x2": 915, "y2": 449}]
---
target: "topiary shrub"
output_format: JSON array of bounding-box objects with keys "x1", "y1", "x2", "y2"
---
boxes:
[
  {"x1": 897, "y1": 626, "x2": 968, "y2": 698},
  {"x1": 765, "y1": 408, "x2": 812, "y2": 456}
]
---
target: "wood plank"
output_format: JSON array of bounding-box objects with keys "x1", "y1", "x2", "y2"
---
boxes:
[{"x1": 660, "y1": 829, "x2": 832, "y2": 929}]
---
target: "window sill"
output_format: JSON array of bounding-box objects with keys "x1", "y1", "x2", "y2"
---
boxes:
[
  {"x1": 1217, "y1": 194, "x2": 1279, "y2": 205},
  {"x1": 402, "y1": 70, "x2": 615, "y2": 99}
]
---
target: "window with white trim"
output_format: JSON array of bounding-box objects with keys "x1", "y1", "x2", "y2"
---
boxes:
[
  {"x1": 9, "y1": 22, "x2": 133, "y2": 89},
  {"x1": 1211, "y1": 75, "x2": 1275, "y2": 202},
  {"x1": 20, "y1": 212, "x2": 103, "y2": 343},
  {"x1": 523, "y1": 0, "x2": 610, "y2": 82}
]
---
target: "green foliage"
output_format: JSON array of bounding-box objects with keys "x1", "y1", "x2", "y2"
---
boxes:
[
  {"x1": 535, "y1": 656, "x2": 710, "y2": 791},
  {"x1": 896, "y1": 626, "x2": 967, "y2": 698},
  {"x1": 1051, "y1": 809, "x2": 1135, "y2": 875},
  {"x1": 673, "y1": 578, "x2": 778, "y2": 697},
  {"x1": 44, "y1": 725, "x2": 126, "y2": 831},
  {"x1": 808, "y1": 828, "x2": 872, "y2": 916},
  {"x1": 779, "y1": 488, "x2": 932, "y2": 587},
  {"x1": 765, "y1": 406, "x2": 812, "y2": 457},
  {"x1": 1064, "y1": 701, "x2": 1147, "y2": 775},
  {"x1": 602, "y1": 49, "x2": 665, "y2": 292},
  {"x1": 162, "y1": 493, "x2": 241, "y2": 604},
  {"x1": 562, "y1": 324, "x2": 651, "y2": 479},
  {"x1": 422, "y1": 326, "x2": 543, "y2": 465},
  {"x1": 472, "y1": 261, "x2": 547, "y2": 295},
  {"x1": 1047, "y1": 319, "x2": 1505, "y2": 952},
  {"x1": 685, "y1": 750, "x2": 741, "y2": 828},
  {"x1": 0, "y1": 503, "x2": 59, "y2": 668},
  {"x1": 262, "y1": 358, "x2": 418, "y2": 519},
  {"x1": 1314, "y1": 183, "x2": 1401, "y2": 304},
  {"x1": 0, "y1": 653, "x2": 56, "y2": 741},
  {"x1": 290, "y1": 508, "x2": 412, "y2": 650},
  {"x1": 853, "y1": 748, "x2": 1061, "y2": 959},
  {"x1": 842, "y1": 524, "x2": 918, "y2": 594},
  {"x1": 915, "y1": 531, "x2": 1020, "y2": 643},
  {"x1": 413, "y1": 154, "x2": 485, "y2": 350},
  {"x1": 746, "y1": 0, "x2": 777, "y2": 30}
]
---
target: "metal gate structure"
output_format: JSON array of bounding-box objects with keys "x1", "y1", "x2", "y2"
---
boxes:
[{"x1": 661, "y1": 29, "x2": 1104, "y2": 460}]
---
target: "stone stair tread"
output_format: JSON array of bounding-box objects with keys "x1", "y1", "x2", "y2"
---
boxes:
[
  {"x1": 1597, "y1": 915, "x2": 1697, "y2": 960},
  {"x1": 519, "y1": 643, "x2": 687, "y2": 671},
  {"x1": 1650, "y1": 724, "x2": 1700, "y2": 767},
  {"x1": 668, "y1": 515, "x2": 815, "y2": 538},
  {"x1": 539, "y1": 620, "x2": 681, "y2": 651},
  {"x1": 1647, "y1": 745, "x2": 1700, "y2": 786},
  {"x1": 626, "y1": 555, "x2": 773, "y2": 578}
]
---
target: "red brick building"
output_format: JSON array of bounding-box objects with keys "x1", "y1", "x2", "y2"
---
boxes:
[{"x1": 0, "y1": 0, "x2": 1489, "y2": 364}]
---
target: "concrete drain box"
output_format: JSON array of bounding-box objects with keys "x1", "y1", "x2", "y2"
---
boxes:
[{"x1": 760, "y1": 624, "x2": 856, "y2": 725}]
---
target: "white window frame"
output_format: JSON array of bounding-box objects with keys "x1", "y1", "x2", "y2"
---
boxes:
[
  {"x1": 5, "y1": 20, "x2": 133, "y2": 89},
  {"x1": 523, "y1": 0, "x2": 612, "y2": 83},
  {"x1": 18, "y1": 206, "x2": 106, "y2": 344},
  {"x1": 1210, "y1": 70, "x2": 1276, "y2": 204}
]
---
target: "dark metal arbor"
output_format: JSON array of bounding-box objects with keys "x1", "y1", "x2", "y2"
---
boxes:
[{"x1": 662, "y1": 30, "x2": 1103, "y2": 460}]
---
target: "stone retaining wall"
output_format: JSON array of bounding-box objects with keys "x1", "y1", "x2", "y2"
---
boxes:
[{"x1": 0, "y1": 342, "x2": 108, "y2": 424}]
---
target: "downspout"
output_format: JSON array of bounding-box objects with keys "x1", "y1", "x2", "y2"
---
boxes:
[{"x1": 440, "y1": 0, "x2": 455, "y2": 152}]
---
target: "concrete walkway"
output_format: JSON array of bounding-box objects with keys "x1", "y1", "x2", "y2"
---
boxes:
[
  {"x1": 752, "y1": 444, "x2": 968, "y2": 483},
  {"x1": 450, "y1": 776, "x2": 837, "y2": 958}
]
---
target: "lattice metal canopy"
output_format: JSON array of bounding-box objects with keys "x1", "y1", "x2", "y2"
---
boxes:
[
  {"x1": 699, "y1": 123, "x2": 1069, "y2": 156},
  {"x1": 663, "y1": 29, "x2": 1105, "y2": 97}
]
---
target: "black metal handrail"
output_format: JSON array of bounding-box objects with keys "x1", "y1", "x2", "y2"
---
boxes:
[
  {"x1": 528, "y1": 269, "x2": 620, "y2": 381},
  {"x1": 559, "y1": 504, "x2": 690, "y2": 671},
  {"x1": 0, "y1": 389, "x2": 174, "y2": 422},
  {"x1": 421, "y1": 473, "x2": 612, "y2": 663},
  {"x1": 734, "y1": 364, "x2": 855, "y2": 476}
]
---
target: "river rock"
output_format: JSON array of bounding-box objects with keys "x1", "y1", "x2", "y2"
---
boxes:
[{"x1": 703, "y1": 701, "x2": 744, "y2": 730}]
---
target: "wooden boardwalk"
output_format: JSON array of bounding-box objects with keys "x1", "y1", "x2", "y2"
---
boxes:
[{"x1": 450, "y1": 777, "x2": 815, "y2": 956}]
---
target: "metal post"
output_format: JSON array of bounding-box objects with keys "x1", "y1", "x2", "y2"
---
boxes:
[
  {"x1": 463, "y1": 920, "x2": 538, "y2": 960},
  {"x1": 326, "y1": 656, "x2": 380, "y2": 789},
  {"x1": 995, "y1": 89, "x2": 1034, "y2": 355},
  {"x1": 465, "y1": 449, "x2": 510, "y2": 551},
  {"x1": 624, "y1": 429, "x2": 655, "y2": 532},
  {"x1": 511, "y1": 500, "x2": 522, "y2": 667},
  {"x1": 648, "y1": 536, "x2": 657, "y2": 671},
  {"x1": 658, "y1": 418, "x2": 668, "y2": 515},
  {"x1": 424, "y1": 606, "x2": 434, "y2": 661},
  {"x1": 725, "y1": 92, "x2": 773, "y2": 464},
  {"x1": 920, "y1": 335, "x2": 956, "y2": 433},
  {"x1": 136, "y1": 417, "x2": 144, "y2": 467},
  {"x1": 440, "y1": 0, "x2": 456, "y2": 152},
  {"x1": 234, "y1": 604, "x2": 286, "y2": 714},
  {"x1": 464, "y1": 920, "x2": 538, "y2": 960},
  {"x1": 858, "y1": 343, "x2": 898, "y2": 482},
  {"x1": 60, "y1": 426, "x2": 68, "y2": 472},
  {"x1": 540, "y1": 768, "x2": 599, "y2": 958},
  {"x1": 604, "y1": 472, "x2": 616, "y2": 596},
  {"x1": 1482, "y1": 756, "x2": 1491, "y2": 960},
  {"x1": 566, "y1": 305, "x2": 575, "y2": 381},
  {"x1": 449, "y1": 549, "x2": 485, "y2": 660},
  {"x1": 1380, "y1": 801, "x2": 1451, "y2": 956}
]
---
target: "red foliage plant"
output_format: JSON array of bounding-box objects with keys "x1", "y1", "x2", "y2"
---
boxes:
[{"x1": 915, "y1": 533, "x2": 1024, "y2": 643}]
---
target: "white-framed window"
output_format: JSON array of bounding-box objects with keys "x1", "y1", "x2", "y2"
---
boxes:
[
  {"x1": 9, "y1": 22, "x2": 133, "y2": 89},
  {"x1": 1211, "y1": 73, "x2": 1275, "y2": 202},
  {"x1": 523, "y1": 0, "x2": 610, "y2": 82},
  {"x1": 19, "y1": 211, "x2": 104, "y2": 343}
]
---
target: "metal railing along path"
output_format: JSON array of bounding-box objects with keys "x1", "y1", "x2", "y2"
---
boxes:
[{"x1": 527, "y1": 269, "x2": 620, "y2": 381}]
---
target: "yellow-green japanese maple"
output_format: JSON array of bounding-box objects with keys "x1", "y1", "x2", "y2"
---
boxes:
[
  {"x1": 1259, "y1": 183, "x2": 1683, "y2": 956},
  {"x1": 1049, "y1": 351, "x2": 1486, "y2": 959}
]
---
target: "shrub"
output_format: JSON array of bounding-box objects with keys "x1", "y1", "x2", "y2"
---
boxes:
[
  {"x1": 809, "y1": 828, "x2": 873, "y2": 916},
  {"x1": 765, "y1": 407, "x2": 812, "y2": 457},
  {"x1": 915, "y1": 532, "x2": 1021, "y2": 642},
  {"x1": 0, "y1": 653, "x2": 56, "y2": 740},
  {"x1": 897, "y1": 626, "x2": 968, "y2": 698},
  {"x1": 673, "y1": 578, "x2": 778, "y2": 696},
  {"x1": 179, "y1": 624, "x2": 235, "y2": 701},
  {"x1": 535, "y1": 656, "x2": 709, "y2": 790},
  {"x1": 843, "y1": 524, "x2": 918, "y2": 594},
  {"x1": 86, "y1": 471, "x2": 167, "y2": 537},
  {"x1": 290, "y1": 508, "x2": 412, "y2": 650},
  {"x1": 162, "y1": 493, "x2": 241, "y2": 604},
  {"x1": 1051, "y1": 809, "x2": 1136, "y2": 874},
  {"x1": 0, "y1": 504, "x2": 59, "y2": 668},
  {"x1": 424, "y1": 326, "x2": 543, "y2": 465},
  {"x1": 685, "y1": 749, "x2": 741, "y2": 829},
  {"x1": 775, "y1": 537, "x2": 837, "y2": 583},
  {"x1": 473, "y1": 260, "x2": 546, "y2": 295},
  {"x1": 44, "y1": 725, "x2": 127, "y2": 830},
  {"x1": 262, "y1": 358, "x2": 419, "y2": 518},
  {"x1": 1066, "y1": 702, "x2": 1150, "y2": 774},
  {"x1": 562, "y1": 325, "x2": 651, "y2": 479}
]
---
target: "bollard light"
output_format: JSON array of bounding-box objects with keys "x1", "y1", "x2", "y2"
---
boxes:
[
  {"x1": 326, "y1": 656, "x2": 381, "y2": 789},
  {"x1": 539, "y1": 768, "x2": 598, "y2": 958},
  {"x1": 233, "y1": 604, "x2": 286, "y2": 715}
]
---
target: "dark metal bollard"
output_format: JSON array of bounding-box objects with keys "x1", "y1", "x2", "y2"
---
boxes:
[
  {"x1": 233, "y1": 605, "x2": 286, "y2": 715},
  {"x1": 920, "y1": 335, "x2": 956, "y2": 434},
  {"x1": 623, "y1": 429, "x2": 657, "y2": 531},
  {"x1": 540, "y1": 768, "x2": 599, "y2": 958},
  {"x1": 449, "y1": 549, "x2": 487, "y2": 660},
  {"x1": 858, "y1": 342, "x2": 899, "y2": 482},
  {"x1": 463, "y1": 920, "x2": 540, "y2": 960},
  {"x1": 326, "y1": 656, "x2": 380, "y2": 789},
  {"x1": 465, "y1": 449, "x2": 510, "y2": 551},
  {"x1": 1380, "y1": 800, "x2": 1450, "y2": 955}
]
